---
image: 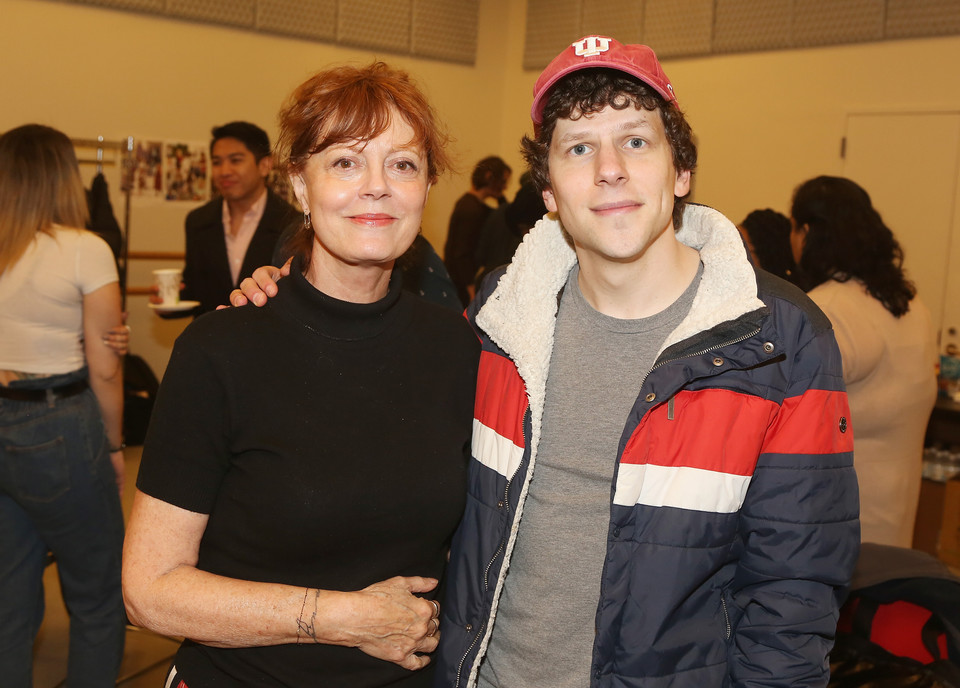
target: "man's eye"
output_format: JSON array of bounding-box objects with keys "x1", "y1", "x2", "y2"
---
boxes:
[
  {"x1": 627, "y1": 138, "x2": 645, "y2": 149},
  {"x1": 571, "y1": 144, "x2": 588, "y2": 156}
]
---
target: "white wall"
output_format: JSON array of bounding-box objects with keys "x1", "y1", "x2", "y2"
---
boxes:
[
  {"x1": 1, "y1": 0, "x2": 516, "y2": 375},
  {"x1": 4, "y1": 0, "x2": 960, "y2": 374}
]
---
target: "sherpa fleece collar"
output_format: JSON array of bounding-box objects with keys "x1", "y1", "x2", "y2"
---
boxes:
[{"x1": 475, "y1": 203, "x2": 764, "y2": 430}]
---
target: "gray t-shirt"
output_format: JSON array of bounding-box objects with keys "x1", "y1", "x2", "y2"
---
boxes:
[{"x1": 477, "y1": 262, "x2": 702, "y2": 687}]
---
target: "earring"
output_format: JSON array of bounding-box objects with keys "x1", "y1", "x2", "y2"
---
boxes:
[{"x1": 303, "y1": 212, "x2": 312, "y2": 230}]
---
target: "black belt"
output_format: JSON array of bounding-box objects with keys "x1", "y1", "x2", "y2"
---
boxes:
[{"x1": 0, "y1": 379, "x2": 89, "y2": 402}]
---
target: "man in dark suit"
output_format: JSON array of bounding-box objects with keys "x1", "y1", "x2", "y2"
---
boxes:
[{"x1": 164, "y1": 121, "x2": 298, "y2": 317}]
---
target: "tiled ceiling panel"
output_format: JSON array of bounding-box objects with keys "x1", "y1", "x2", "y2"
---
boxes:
[
  {"x1": 167, "y1": 0, "x2": 256, "y2": 28},
  {"x1": 714, "y1": 0, "x2": 793, "y2": 53},
  {"x1": 257, "y1": 0, "x2": 336, "y2": 41},
  {"x1": 887, "y1": 0, "x2": 960, "y2": 38},
  {"x1": 412, "y1": 0, "x2": 478, "y2": 65},
  {"x1": 794, "y1": 0, "x2": 884, "y2": 47},
  {"x1": 38, "y1": 0, "x2": 960, "y2": 63},
  {"x1": 338, "y1": 0, "x2": 411, "y2": 53},
  {"x1": 644, "y1": 0, "x2": 715, "y2": 58},
  {"x1": 70, "y1": 0, "x2": 165, "y2": 11},
  {"x1": 524, "y1": 0, "x2": 583, "y2": 70},
  {"x1": 580, "y1": 0, "x2": 644, "y2": 45}
]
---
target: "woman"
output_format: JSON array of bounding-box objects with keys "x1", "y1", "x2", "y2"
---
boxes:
[
  {"x1": 737, "y1": 208, "x2": 795, "y2": 282},
  {"x1": 122, "y1": 63, "x2": 480, "y2": 687},
  {"x1": 790, "y1": 175, "x2": 937, "y2": 547},
  {"x1": 0, "y1": 124, "x2": 126, "y2": 686}
]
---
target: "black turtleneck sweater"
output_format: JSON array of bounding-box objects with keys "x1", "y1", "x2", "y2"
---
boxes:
[{"x1": 137, "y1": 259, "x2": 480, "y2": 687}]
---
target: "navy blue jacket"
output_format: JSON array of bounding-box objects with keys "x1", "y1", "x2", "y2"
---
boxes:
[{"x1": 436, "y1": 205, "x2": 860, "y2": 687}]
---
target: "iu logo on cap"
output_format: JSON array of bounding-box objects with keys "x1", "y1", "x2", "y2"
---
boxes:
[{"x1": 573, "y1": 36, "x2": 611, "y2": 58}]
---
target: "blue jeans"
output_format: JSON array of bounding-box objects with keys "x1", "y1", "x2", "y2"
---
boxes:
[{"x1": 0, "y1": 369, "x2": 125, "y2": 687}]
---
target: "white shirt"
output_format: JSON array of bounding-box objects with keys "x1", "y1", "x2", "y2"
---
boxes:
[
  {"x1": 222, "y1": 188, "x2": 267, "y2": 285},
  {"x1": 0, "y1": 226, "x2": 118, "y2": 374}
]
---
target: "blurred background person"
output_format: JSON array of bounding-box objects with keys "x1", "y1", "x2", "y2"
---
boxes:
[
  {"x1": 473, "y1": 170, "x2": 547, "y2": 290},
  {"x1": 443, "y1": 155, "x2": 511, "y2": 307},
  {"x1": 0, "y1": 124, "x2": 126, "y2": 687},
  {"x1": 122, "y1": 62, "x2": 479, "y2": 687},
  {"x1": 155, "y1": 121, "x2": 299, "y2": 318},
  {"x1": 738, "y1": 208, "x2": 796, "y2": 282},
  {"x1": 790, "y1": 175, "x2": 937, "y2": 547}
]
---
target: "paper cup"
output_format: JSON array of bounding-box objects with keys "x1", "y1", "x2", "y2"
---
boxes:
[{"x1": 153, "y1": 268, "x2": 182, "y2": 305}]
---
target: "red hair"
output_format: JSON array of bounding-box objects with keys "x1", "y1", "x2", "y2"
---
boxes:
[{"x1": 277, "y1": 62, "x2": 451, "y2": 183}]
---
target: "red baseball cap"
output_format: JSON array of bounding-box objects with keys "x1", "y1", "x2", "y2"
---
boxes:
[{"x1": 531, "y1": 36, "x2": 678, "y2": 125}]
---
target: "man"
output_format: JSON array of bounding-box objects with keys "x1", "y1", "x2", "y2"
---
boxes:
[
  {"x1": 443, "y1": 156, "x2": 511, "y2": 306},
  {"x1": 228, "y1": 37, "x2": 859, "y2": 688},
  {"x1": 435, "y1": 37, "x2": 859, "y2": 687},
  {"x1": 472, "y1": 171, "x2": 546, "y2": 290},
  {"x1": 166, "y1": 121, "x2": 298, "y2": 317}
]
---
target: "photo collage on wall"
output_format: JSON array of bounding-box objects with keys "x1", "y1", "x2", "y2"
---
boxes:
[
  {"x1": 121, "y1": 140, "x2": 208, "y2": 201},
  {"x1": 120, "y1": 139, "x2": 297, "y2": 207}
]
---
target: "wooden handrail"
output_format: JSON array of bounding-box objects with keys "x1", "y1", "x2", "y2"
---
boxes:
[
  {"x1": 127, "y1": 250, "x2": 185, "y2": 260},
  {"x1": 125, "y1": 286, "x2": 156, "y2": 296}
]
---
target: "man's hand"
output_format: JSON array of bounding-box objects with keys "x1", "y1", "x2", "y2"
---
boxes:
[
  {"x1": 148, "y1": 282, "x2": 185, "y2": 305},
  {"x1": 225, "y1": 258, "x2": 292, "y2": 308}
]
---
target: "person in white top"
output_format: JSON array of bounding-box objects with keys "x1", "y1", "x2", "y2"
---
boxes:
[
  {"x1": 790, "y1": 175, "x2": 937, "y2": 548},
  {"x1": 0, "y1": 124, "x2": 127, "y2": 686}
]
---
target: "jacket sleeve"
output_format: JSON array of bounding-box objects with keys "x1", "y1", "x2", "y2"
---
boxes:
[{"x1": 728, "y1": 306, "x2": 859, "y2": 688}]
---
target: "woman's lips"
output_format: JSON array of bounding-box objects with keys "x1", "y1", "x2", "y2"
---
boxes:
[{"x1": 349, "y1": 213, "x2": 396, "y2": 226}]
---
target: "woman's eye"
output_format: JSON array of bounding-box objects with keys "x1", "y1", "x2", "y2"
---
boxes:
[
  {"x1": 394, "y1": 160, "x2": 418, "y2": 172},
  {"x1": 333, "y1": 158, "x2": 354, "y2": 169}
]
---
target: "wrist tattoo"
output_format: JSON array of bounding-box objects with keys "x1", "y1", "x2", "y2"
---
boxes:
[{"x1": 296, "y1": 588, "x2": 320, "y2": 644}]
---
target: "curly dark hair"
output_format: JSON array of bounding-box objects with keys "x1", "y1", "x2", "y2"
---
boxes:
[
  {"x1": 520, "y1": 68, "x2": 697, "y2": 230},
  {"x1": 471, "y1": 156, "x2": 511, "y2": 191},
  {"x1": 791, "y1": 176, "x2": 915, "y2": 317},
  {"x1": 739, "y1": 208, "x2": 795, "y2": 281}
]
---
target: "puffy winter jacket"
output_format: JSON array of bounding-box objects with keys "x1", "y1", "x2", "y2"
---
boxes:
[{"x1": 436, "y1": 205, "x2": 860, "y2": 688}]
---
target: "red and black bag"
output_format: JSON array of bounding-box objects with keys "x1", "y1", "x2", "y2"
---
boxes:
[{"x1": 830, "y1": 551, "x2": 960, "y2": 687}]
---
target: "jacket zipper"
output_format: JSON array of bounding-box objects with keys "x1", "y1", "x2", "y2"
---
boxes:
[
  {"x1": 592, "y1": 325, "x2": 763, "y2": 678},
  {"x1": 456, "y1": 404, "x2": 529, "y2": 688},
  {"x1": 638, "y1": 326, "x2": 763, "y2": 394},
  {"x1": 454, "y1": 621, "x2": 486, "y2": 688},
  {"x1": 720, "y1": 596, "x2": 731, "y2": 639}
]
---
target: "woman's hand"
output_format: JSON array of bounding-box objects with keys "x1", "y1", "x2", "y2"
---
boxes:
[
  {"x1": 124, "y1": 493, "x2": 443, "y2": 669},
  {"x1": 308, "y1": 576, "x2": 442, "y2": 670},
  {"x1": 225, "y1": 258, "x2": 292, "y2": 308}
]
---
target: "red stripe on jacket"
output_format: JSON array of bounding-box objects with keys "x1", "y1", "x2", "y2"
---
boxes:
[
  {"x1": 621, "y1": 389, "x2": 777, "y2": 476},
  {"x1": 475, "y1": 350, "x2": 527, "y2": 448},
  {"x1": 762, "y1": 389, "x2": 854, "y2": 455}
]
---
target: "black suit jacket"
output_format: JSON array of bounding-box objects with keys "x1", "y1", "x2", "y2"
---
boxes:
[{"x1": 178, "y1": 189, "x2": 298, "y2": 317}]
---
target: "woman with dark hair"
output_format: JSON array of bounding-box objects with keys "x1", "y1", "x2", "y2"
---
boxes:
[
  {"x1": 790, "y1": 175, "x2": 936, "y2": 547},
  {"x1": 122, "y1": 63, "x2": 480, "y2": 687},
  {"x1": 0, "y1": 124, "x2": 126, "y2": 686},
  {"x1": 738, "y1": 208, "x2": 795, "y2": 282}
]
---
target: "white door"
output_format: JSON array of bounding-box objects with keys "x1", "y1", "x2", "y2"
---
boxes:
[{"x1": 842, "y1": 111, "x2": 960, "y2": 353}]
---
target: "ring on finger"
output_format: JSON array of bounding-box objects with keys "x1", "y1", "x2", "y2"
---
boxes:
[
  {"x1": 426, "y1": 617, "x2": 439, "y2": 637},
  {"x1": 429, "y1": 599, "x2": 440, "y2": 618}
]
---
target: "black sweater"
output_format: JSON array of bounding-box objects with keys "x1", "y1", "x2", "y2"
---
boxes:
[{"x1": 137, "y1": 259, "x2": 480, "y2": 687}]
